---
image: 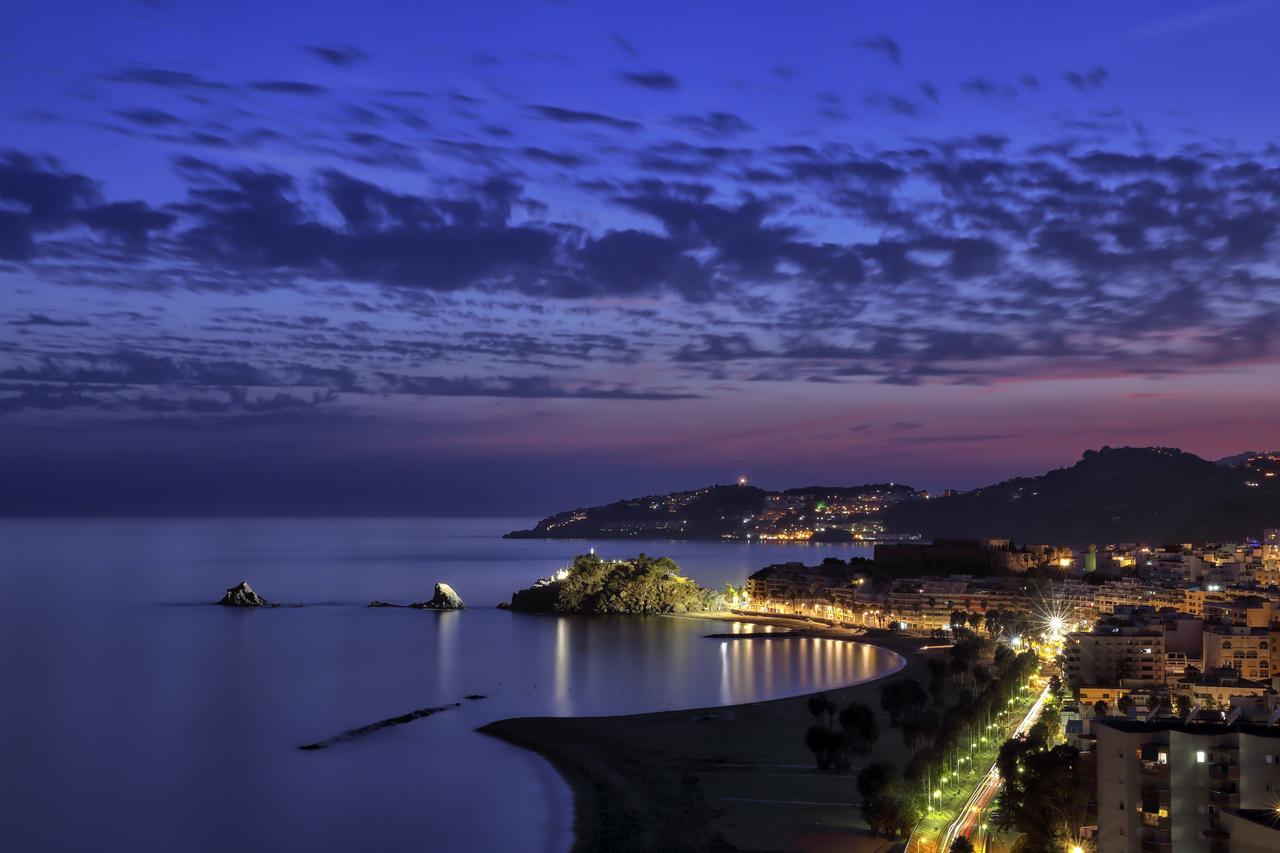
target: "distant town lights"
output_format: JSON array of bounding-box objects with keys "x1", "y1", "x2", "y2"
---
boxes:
[{"x1": 736, "y1": 475, "x2": 749, "y2": 486}]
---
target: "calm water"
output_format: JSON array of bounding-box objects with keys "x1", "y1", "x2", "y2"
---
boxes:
[{"x1": 0, "y1": 518, "x2": 896, "y2": 853}]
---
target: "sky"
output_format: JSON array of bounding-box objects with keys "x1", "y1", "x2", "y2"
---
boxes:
[{"x1": 3, "y1": 0, "x2": 1280, "y2": 516}]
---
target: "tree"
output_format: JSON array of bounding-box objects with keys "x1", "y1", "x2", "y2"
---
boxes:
[
  {"x1": 804, "y1": 725, "x2": 843, "y2": 770},
  {"x1": 1175, "y1": 693, "x2": 1193, "y2": 718},
  {"x1": 857, "y1": 762, "x2": 900, "y2": 800},
  {"x1": 950, "y1": 610, "x2": 969, "y2": 632},
  {"x1": 967, "y1": 612, "x2": 984, "y2": 632},
  {"x1": 902, "y1": 710, "x2": 939, "y2": 753},
  {"x1": 1117, "y1": 693, "x2": 1135, "y2": 716},
  {"x1": 808, "y1": 693, "x2": 837, "y2": 726},
  {"x1": 864, "y1": 793, "x2": 919, "y2": 840},
  {"x1": 949, "y1": 837, "x2": 976, "y2": 853},
  {"x1": 984, "y1": 610, "x2": 1002, "y2": 635},
  {"x1": 839, "y1": 702, "x2": 880, "y2": 755},
  {"x1": 1093, "y1": 699, "x2": 1108, "y2": 718},
  {"x1": 993, "y1": 742, "x2": 1088, "y2": 851},
  {"x1": 880, "y1": 679, "x2": 928, "y2": 727}
]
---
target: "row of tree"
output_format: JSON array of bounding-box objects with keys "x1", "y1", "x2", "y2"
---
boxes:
[{"x1": 859, "y1": 640, "x2": 1042, "y2": 840}]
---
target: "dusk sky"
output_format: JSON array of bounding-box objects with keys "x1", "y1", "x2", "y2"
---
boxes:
[{"x1": 4, "y1": 0, "x2": 1280, "y2": 515}]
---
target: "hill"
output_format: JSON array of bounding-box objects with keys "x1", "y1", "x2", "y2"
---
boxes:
[
  {"x1": 881, "y1": 446, "x2": 1280, "y2": 544},
  {"x1": 505, "y1": 482, "x2": 922, "y2": 540},
  {"x1": 508, "y1": 448, "x2": 1279, "y2": 545},
  {"x1": 506, "y1": 553, "x2": 715, "y2": 614}
]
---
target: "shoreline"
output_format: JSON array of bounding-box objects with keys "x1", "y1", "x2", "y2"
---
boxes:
[{"x1": 480, "y1": 613, "x2": 938, "y2": 853}]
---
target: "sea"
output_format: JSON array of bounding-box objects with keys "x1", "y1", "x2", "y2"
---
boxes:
[{"x1": 0, "y1": 517, "x2": 899, "y2": 852}]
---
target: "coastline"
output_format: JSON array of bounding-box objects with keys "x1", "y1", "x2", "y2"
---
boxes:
[{"x1": 479, "y1": 613, "x2": 937, "y2": 853}]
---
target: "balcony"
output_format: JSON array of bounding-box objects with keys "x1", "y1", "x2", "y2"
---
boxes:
[
  {"x1": 1140, "y1": 786, "x2": 1171, "y2": 809},
  {"x1": 1209, "y1": 763, "x2": 1239, "y2": 782},
  {"x1": 1209, "y1": 789, "x2": 1240, "y2": 808}
]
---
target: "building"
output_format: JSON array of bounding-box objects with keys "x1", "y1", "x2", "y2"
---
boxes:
[
  {"x1": 872, "y1": 538, "x2": 1068, "y2": 575},
  {"x1": 1066, "y1": 620, "x2": 1167, "y2": 692},
  {"x1": 1095, "y1": 718, "x2": 1280, "y2": 853},
  {"x1": 1203, "y1": 626, "x2": 1273, "y2": 683},
  {"x1": 1261, "y1": 529, "x2": 1280, "y2": 587},
  {"x1": 1176, "y1": 668, "x2": 1275, "y2": 715}
]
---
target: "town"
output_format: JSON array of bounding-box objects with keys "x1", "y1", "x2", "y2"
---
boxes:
[{"x1": 736, "y1": 530, "x2": 1280, "y2": 852}]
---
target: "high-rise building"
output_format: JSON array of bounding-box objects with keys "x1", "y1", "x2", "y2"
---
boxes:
[
  {"x1": 1095, "y1": 719, "x2": 1280, "y2": 853},
  {"x1": 1066, "y1": 623, "x2": 1167, "y2": 691}
]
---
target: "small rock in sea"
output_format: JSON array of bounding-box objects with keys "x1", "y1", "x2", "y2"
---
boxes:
[
  {"x1": 411, "y1": 582, "x2": 466, "y2": 610},
  {"x1": 218, "y1": 581, "x2": 271, "y2": 607},
  {"x1": 496, "y1": 601, "x2": 511, "y2": 610},
  {"x1": 464, "y1": 694, "x2": 487, "y2": 701},
  {"x1": 368, "y1": 600, "x2": 404, "y2": 608}
]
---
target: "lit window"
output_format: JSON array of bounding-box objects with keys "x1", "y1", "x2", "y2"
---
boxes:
[{"x1": 1196, "y1": 751, "x2": 1206, "y2": 763}]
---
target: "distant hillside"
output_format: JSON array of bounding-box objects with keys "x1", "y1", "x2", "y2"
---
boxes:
[
  {"x1": 506, "y1": 482, "x2": 920, "y2": 540},
  {"x1": 508, "y1": 448, "x2": 1278, "y2": 545},
  {"x1": 882, "y1": 446, "x2": 1280, "y2": 544}
]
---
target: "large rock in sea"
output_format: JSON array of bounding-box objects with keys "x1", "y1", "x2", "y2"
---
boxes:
[
  {"x1": 412, "y1": 582, "x2": 466, "y2": 610},
  {"x1": 218, "y1": 581, "x2": 271, "y2": 607}
]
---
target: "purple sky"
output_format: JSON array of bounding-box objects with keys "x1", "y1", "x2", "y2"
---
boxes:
[{"x1": 3, "y1": 0, "x2": 1280, "y2": 515}]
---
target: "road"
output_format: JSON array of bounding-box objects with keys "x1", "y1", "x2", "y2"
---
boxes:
[{"x1": 932, "y1": 682, "x2": 1052, "y2": 853}]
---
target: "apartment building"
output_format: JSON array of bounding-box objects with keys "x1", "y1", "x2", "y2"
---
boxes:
[
  {"x1": 1203, "y1": 626, "x2": 1274, "y2": 682},
  {"x1": 1066, "y1": 623, "x2": 1167, "y2": 690},
  {"x1": 1095, "y1": 719, "x2": 1280, "y2": 853}
]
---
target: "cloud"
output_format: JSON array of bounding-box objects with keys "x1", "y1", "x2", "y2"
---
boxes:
[
  {"x1": 2, "y1": 350, "x2": 271, "y2": 386},
  {"x1": 248, "y1": 80, "x2": 329, "y2": 96},
  {"x1": 103, "y1": 66, "x2": 230, "y2": 91},
  {"x1": 609, "y1": 34, "x2": 640, "y2": 59},
  {"x1": 863, "y1": 92, "x2": 922, "y2": 117},
  {"x1": 1062, "y1": 67, "x2": 1109, "y2": 92},
  {"x1": 962, "y1": 78, "x2": 1018, "y2": 98},
  {"x1": 531, "y1": 105, "x2": 642, "y2": 131},
  {"x1": 377, "y1": 373, "x2": 699, "y2": 400},
  {"x1": 112, "y1": 108, "x2": 182, "y2": 127},
  {"x1": 852, "y1": 35, "x2": 902, "y2": 65},
  {"x1": 8, "y1": 315, "x2": 91, "y2": 328},
  {"x1": 670, "y1": 112, "x2": 754, "y2": 138},
  {"x1": 674, "y1": 334, "x2": 767, "y2": 363},
  {"x1": 618, "y1": 70, "x2": 681, "y2": 91},
  {"x1": 891, "y1": 433, "x2": 1019, "y2": 444},
  {"x1": 0, "y1": 150, "x2": 172, "y2": 259},
  {"x1": 304, "y1": 44, "x2": 368, "y2": 66},
  {"x1": 1129, "y1": 1, "x2": 1279, "y2": 40}
]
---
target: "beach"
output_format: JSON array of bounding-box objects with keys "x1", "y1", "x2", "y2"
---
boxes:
[{"x1": 481, "y1": 614, "x2": 938, "y2": 853}]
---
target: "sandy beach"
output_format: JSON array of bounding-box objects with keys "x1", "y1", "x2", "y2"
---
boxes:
[{"x1": 480, "y1": 613, "x2": 940, "y2": 853}]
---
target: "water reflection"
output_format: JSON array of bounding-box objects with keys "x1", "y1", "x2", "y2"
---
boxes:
[
  {"x1": 534, "y1": 616, "x2": 902, "y2": 714},
  {"x1": 554, "y1": 616, "x2": 570, "y2": 716},
  {"x1": 434, "y1": 610, "x2": 459, "y2": 695}
]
